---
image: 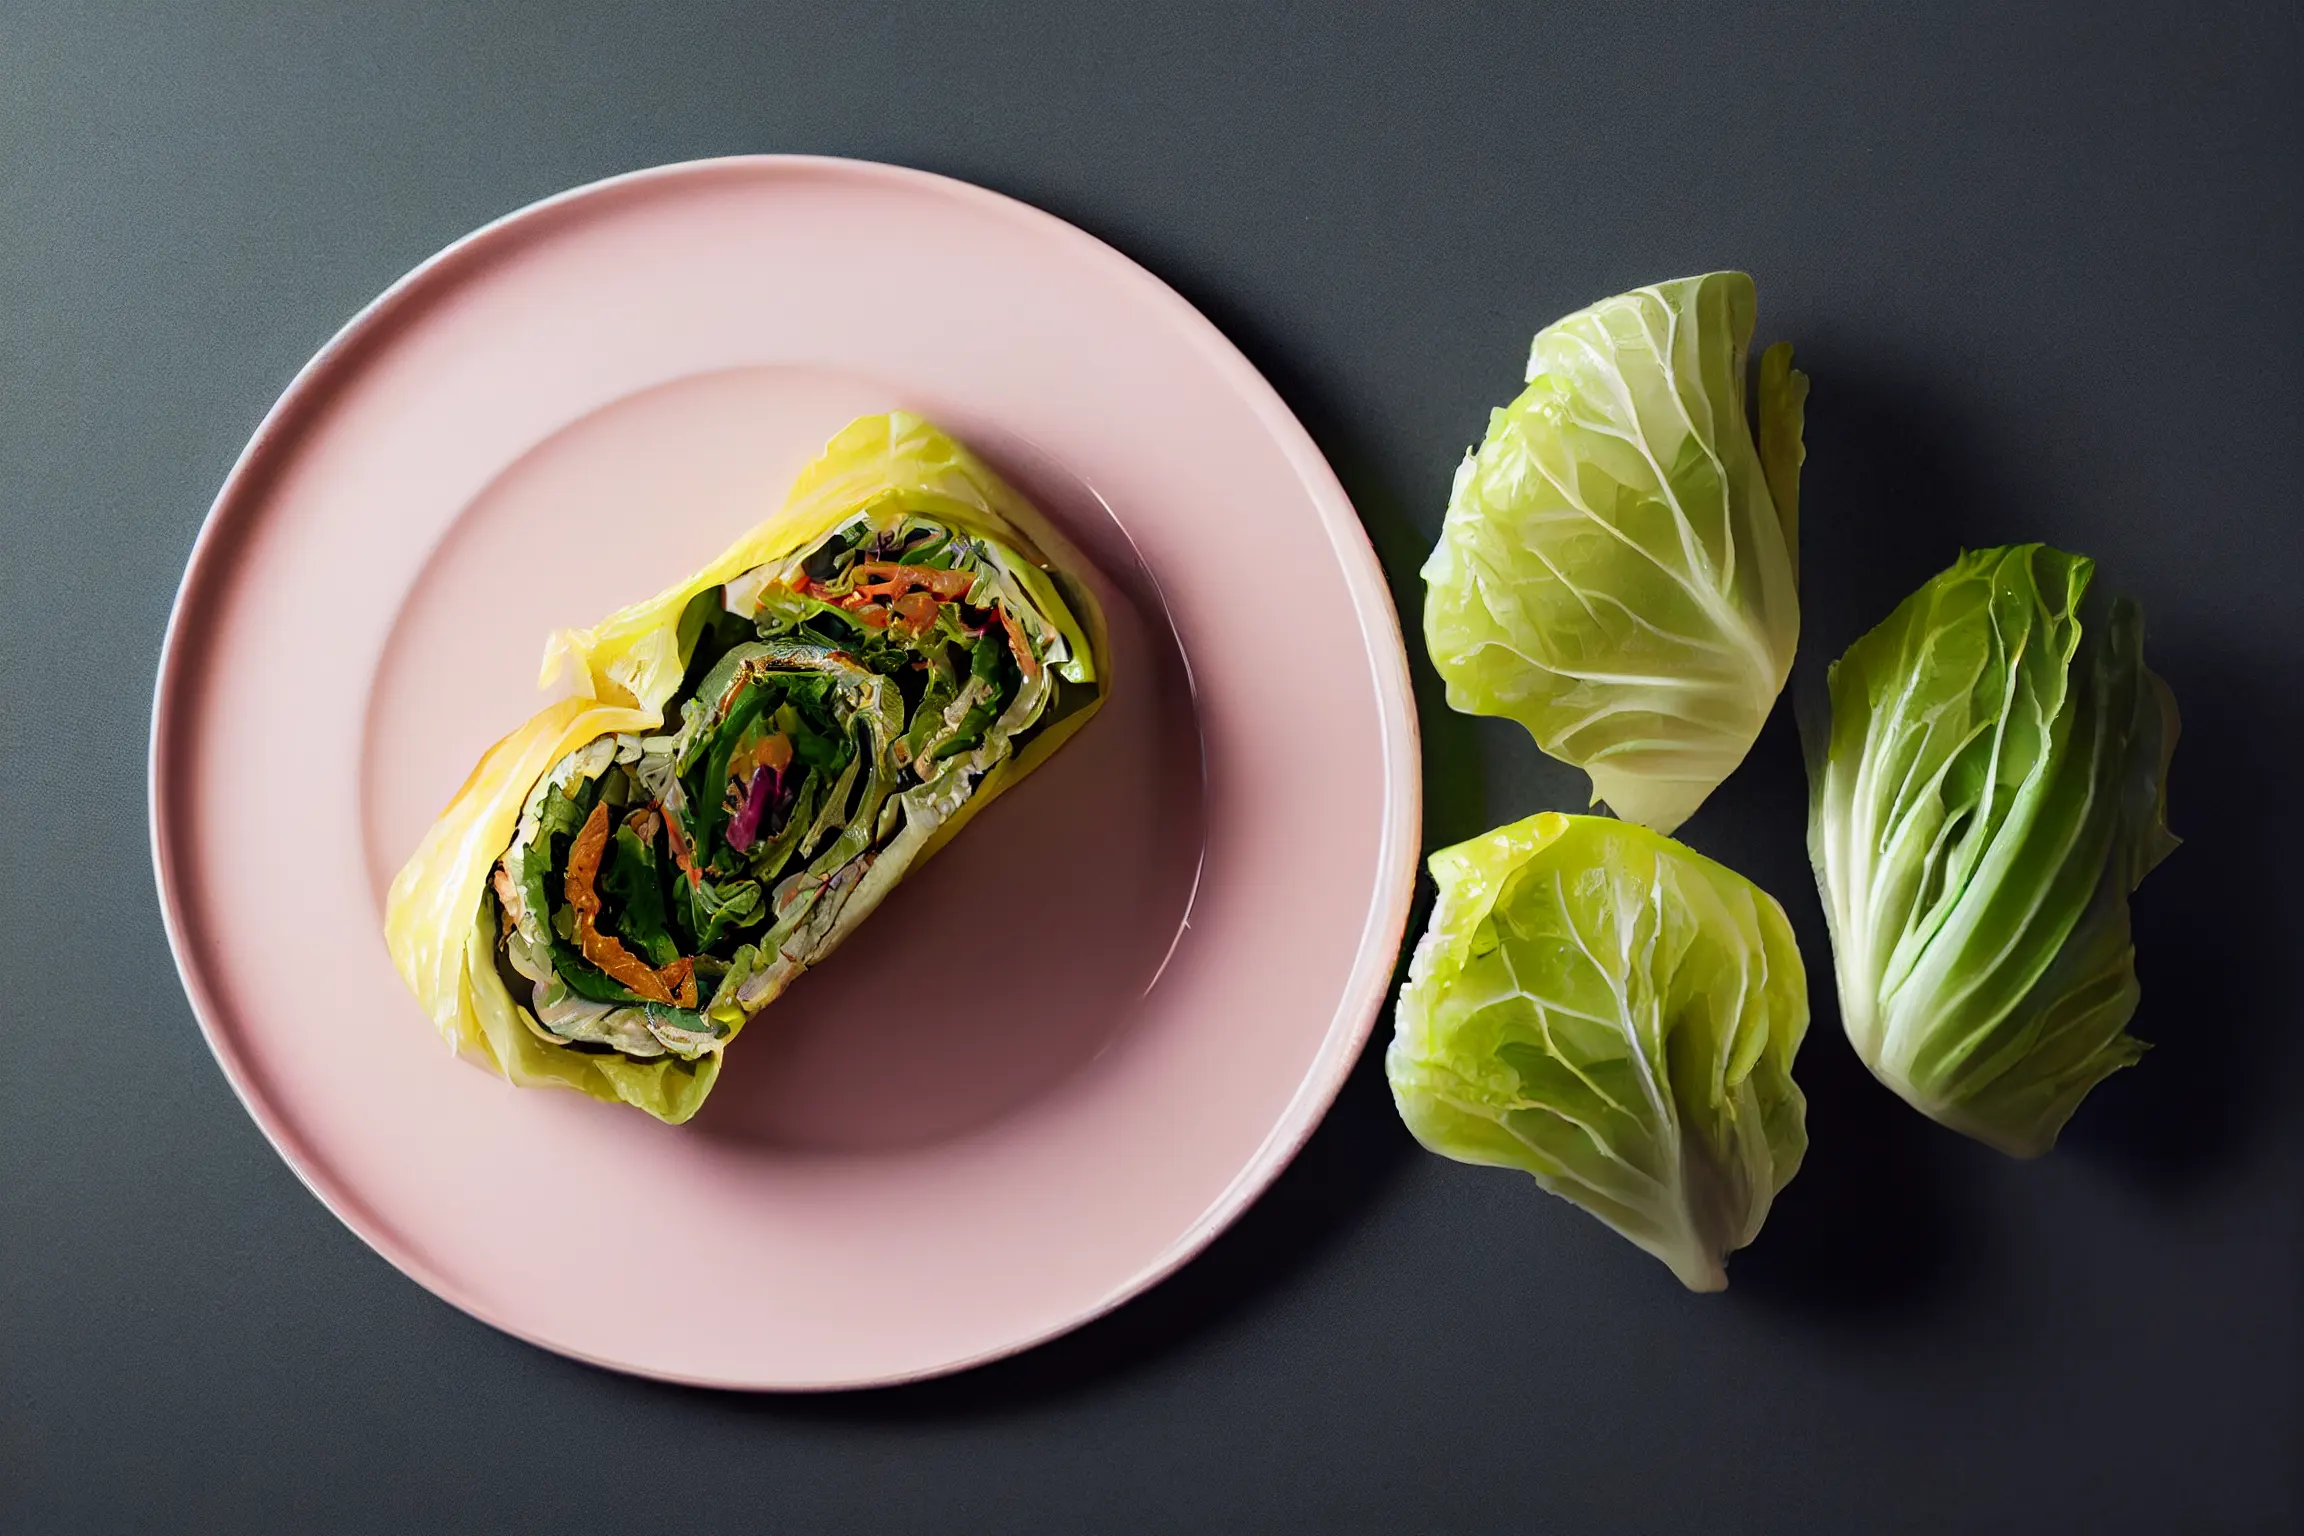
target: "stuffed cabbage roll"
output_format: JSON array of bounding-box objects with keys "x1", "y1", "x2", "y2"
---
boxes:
[{"x1": 384, "y1": 413, "x2": 1108, "y2": 1123}]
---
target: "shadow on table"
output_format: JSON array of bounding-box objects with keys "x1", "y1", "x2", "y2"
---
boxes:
[
  {"x1": 2054, "y1": 635, "x2": 2295, "y2": 1191},
  {"x1": 1728, "y1": 990, "x2": 1977, "y2": 1319}
]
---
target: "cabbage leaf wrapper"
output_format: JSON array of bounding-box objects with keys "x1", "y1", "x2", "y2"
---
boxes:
[
  {"x1": 384, "y1": 412, "x2": 1109, "y2": 1124},
  {"x1": 1422, "y1": 272, "x2": 1806, "y2": 833},
  {"x1": 1808, "y1": 544, "x2": 2178, "y2": 1158},
  {"x1": 1387, "y1": 812, "x2": 1809, "y2": 1291}
]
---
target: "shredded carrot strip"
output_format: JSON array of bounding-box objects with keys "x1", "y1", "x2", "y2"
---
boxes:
[
  {"x1": 892, "y1": 591, "x2": 940, "y2": 636},
  {"x1": 491, "y1": 865, "x2": 519, "y2": 937},
  {"x1": 566, "y1": 800, "x2": 692, "y2": 1005},
  {"x1": 657, "y1": 956, "x2": 699, "y2": 1009},
  {"x1": 843, "y1": 562, "x2": 976, "y2": 603},
  {"x1": 997, "y1": 608, "x2": 1041, "y2": 679}
]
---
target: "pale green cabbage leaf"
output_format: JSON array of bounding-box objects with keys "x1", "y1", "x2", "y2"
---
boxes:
[
  {"x1": 1388, "y1": 812, "x2": 1809, "y2": 1291},
  {"x1": 1807, "y1": 544, "x2": 2178, "y2": 1157},
  {"x1": 1422, "y1": 272, "x2": 1806, "y2": 832}
]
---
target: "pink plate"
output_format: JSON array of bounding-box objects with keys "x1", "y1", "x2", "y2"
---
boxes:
[{"x1": 150, "y1": 157, "x2": 1419, "y2": 1389}]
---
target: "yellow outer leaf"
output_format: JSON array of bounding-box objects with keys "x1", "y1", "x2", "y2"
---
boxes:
[{"x1": 540, "y1": 410, "x2": 1104, "y2": 710}]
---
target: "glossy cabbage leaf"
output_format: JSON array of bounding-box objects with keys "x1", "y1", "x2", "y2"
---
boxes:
[
  {"x1": 1422, "y1": 272, "x2": 1806, "y2": 833},
  {"x1": 1808, "y1": 544, "x2": 2178, "y2": 1158},
  {"x1": 1387, "y1": 812, "x2": 1809, "y2": 1291}
]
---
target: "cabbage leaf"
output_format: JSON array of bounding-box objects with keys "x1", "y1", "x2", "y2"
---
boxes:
[
  {"x1": 1388, "y1": 812, "x2": 1809, "y2": 1291},
  {"x1": 1807, "y1": 544, "x2": 2178, "y2": 1157},
  {"x1": 1422, "y1": 272, "x2": 1805, "y2": 832}
]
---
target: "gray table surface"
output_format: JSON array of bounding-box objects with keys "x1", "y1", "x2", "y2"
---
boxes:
[{"x1": 5, "y1": 3, "x2": 2298, "y2": 1531}]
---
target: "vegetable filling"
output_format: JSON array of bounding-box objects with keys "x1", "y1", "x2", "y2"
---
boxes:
[{"x1": 487, "y1": 509, "x2": 1094, "y2": 1062}]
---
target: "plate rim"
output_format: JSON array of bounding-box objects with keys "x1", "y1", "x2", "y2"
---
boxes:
[{"x1": 147, "y1": 153, "x2": 1422, "y2": 1390}]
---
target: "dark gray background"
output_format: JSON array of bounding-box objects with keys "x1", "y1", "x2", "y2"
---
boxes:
[{"x1": 4, "y1": 2, "x2": 2298, "y2": 1531}]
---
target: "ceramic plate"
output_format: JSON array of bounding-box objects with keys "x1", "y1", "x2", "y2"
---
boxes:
[{"x1": 150, "y1": 156, "x2": 1419, "y2": 1389}]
